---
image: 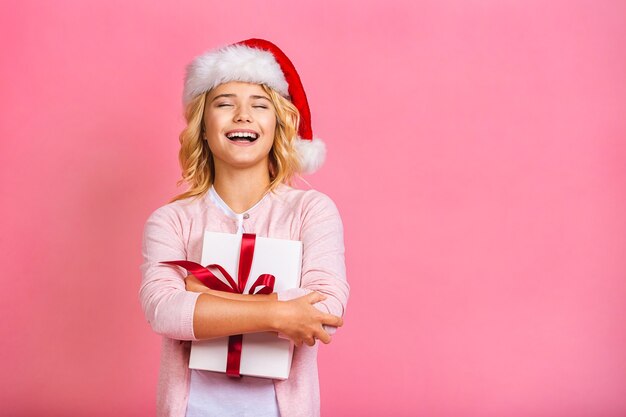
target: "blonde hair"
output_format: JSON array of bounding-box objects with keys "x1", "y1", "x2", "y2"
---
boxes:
[{"x1": 171, "y1": 84, "x2": 302, "y2": 202}]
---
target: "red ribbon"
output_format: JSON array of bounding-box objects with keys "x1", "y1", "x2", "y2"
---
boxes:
[{"x1": 161, "y1": 233, "x2": 275, "y2": 377}]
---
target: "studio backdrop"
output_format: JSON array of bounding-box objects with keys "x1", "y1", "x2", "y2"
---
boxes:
[{"x1": 1, "y1": 0, "x2": 625, "y2": 416}]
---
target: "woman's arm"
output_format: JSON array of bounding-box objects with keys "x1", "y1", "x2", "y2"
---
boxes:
[
  {"x1": 140, "y1": 206, "x2": 202, "y2": 341},
  {"x1": 182, "y1": 192, "x2": 349, "y2": 343},
  {"x1": 184, "y1": 274, "x2": 278, "y2": 301},
  {"x1": 191, "y1": 290, "x2": 343, "y2": 346},
  {"x1": 140, "y1": 205, "x2": 342, "y2": 345},
  {"x1": 277, "y1": 192, "x2": 350, "y2": 327}
]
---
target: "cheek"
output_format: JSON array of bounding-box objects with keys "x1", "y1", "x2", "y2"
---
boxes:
[
  {"x1": 204, "y1": 107, "x2": 229, "y2": 127},
  {"x1": 264, "y1": 126, "x2": 277, "y2": 151},
  {"x1": 203, "y1": 114, "x2": 216, "y2": 132},
  {"x1": 267, "y1": 124, "x2": 277, "y2": 141},
  {"x1": 203, "y1": 115, "x2": 223, "y2": 141},
  {"x1": 203, "y1": 124, "x2": 221, "y2": 153},
  {"x1": 261, "y1": 114, "x2": 277, "y2": 138}
]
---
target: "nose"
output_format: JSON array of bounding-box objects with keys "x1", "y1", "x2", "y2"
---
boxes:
[{"x1": 234, "y1": 106, "x2": 253, "y2": 123}]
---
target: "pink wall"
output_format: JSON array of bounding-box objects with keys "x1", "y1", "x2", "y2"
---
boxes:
[{"x1": 1, "y1": 0, "x2": 625, "y2": 416}]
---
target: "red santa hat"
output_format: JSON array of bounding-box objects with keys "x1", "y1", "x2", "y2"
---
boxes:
[{"x1": 183, "y1": 38, "x2": 326, "y2": 173}]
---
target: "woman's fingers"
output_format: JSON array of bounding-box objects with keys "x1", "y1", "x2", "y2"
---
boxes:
[
  {"x1": 184, "y1": 275, "x2": 194, "y2": 291},
  {"x1": 315, "y1": 329, "x2": 332, "y2": 344},
  {"x1": 290, "y1": 325, "x2": 333, "y2": 346},
  {"x1": 321, "y1": 312, "x2": 343, "y2": 328},
  {"x1": 305, "y1": 291, "x2": 327, "y2": 304},
  {"x1": 274, "y1": 291, "x2": 345, "y2": 346},
  {"x1": 184, "y1": 275, "x2": 207, "y2": 292}
]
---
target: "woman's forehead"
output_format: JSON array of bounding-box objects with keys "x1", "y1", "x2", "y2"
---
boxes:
[{"x1": 209, "y1": 81, "x2": 269, "y2": 97}]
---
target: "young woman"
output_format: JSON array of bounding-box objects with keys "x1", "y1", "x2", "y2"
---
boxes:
[{"x1": 140, "y1": 39, "x2": 349, "y2": 417}]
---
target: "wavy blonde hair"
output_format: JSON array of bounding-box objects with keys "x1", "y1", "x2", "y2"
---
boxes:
[{"x1": 171, "y1": 84, "x2": 301, "y2": 202}]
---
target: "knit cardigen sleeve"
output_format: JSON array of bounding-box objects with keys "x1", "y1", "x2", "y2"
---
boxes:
[
  {"x1": 139, "y1": 205, "x2": 201, "y2": 341},
  {"x1": 277, "y1": 191, "x2": 350, "y2": 333}
]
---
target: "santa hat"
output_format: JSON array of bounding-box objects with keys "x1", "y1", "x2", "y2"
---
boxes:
[{"x1": 183, "y1": 38, "x2": 326, "y2": 173}]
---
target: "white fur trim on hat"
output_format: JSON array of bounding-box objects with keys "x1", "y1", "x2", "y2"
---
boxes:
[
  {"x1": 183, "y1": 44, "x2": 289, "y2": 105},
  {"x1": 295, "y1": 137, "x2": 326, "y2": 174}
]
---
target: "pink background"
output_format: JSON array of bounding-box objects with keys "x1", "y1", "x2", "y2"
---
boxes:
[{"x1": 1, "y1": 1, "x2": 625, "y2": 416}]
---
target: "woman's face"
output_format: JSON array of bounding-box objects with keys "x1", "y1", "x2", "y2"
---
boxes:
[{"x1": 203, "y1": 81, "x2": 276, "y2": 173}]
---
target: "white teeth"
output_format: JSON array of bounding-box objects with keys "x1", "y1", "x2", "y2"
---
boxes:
[{"x1": 227, "y1": 132, "x2": 258, "y2": 139}]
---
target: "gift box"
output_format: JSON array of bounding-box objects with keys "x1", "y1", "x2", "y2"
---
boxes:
[{"x1": 188, "y1": 231, "x2": 302, "y2": 380}]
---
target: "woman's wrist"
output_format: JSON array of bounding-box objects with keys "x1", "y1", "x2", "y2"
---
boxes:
[
  {"x1": 266, "y1": 299, "x2": 284, "y2": 333},
  {"x1": 208, "y1": 290, "x2": 278, "y2": 302}
]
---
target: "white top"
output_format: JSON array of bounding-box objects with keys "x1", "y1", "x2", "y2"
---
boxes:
[
  {"x1": 185, "y1": 185, "x2": 280, "y2": 417},
  {"x1": 208, "y1": 185, "x2": 269, "y2": 233}
]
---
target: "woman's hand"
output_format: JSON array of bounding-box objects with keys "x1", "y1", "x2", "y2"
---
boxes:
[
  {"x1": 272, "y1": 292, "x2": 344, "y2": 347},
  {"x1": 185, "y1": 274, "x2": 211, "y2": 293}
]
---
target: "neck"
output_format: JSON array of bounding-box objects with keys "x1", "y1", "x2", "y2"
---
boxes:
[{"x1": 212, "y1": 162, "x2": 272, "y2": 214}]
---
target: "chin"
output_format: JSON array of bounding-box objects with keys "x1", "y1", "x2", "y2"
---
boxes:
[{"x1": 218, "y1": 156, "x2": 271, "y2": 170}]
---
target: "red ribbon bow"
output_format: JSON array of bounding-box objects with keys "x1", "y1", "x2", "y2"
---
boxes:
[{"x1": 161, "y1": 233, "x2": 275, "y2": 377}]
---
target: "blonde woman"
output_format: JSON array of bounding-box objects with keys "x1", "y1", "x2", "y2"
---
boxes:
[{"x1": 140, "y1": 39, "x2": 349, "y2": 417}]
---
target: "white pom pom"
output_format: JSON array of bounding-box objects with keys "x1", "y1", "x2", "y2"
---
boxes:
[{"x1": 295, "y1": 137, "x2": 326, "y2": 173}]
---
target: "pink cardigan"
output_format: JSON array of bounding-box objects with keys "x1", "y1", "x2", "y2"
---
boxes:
[{"x1": 139, "y1": 184, "x2": 349, "y2": 417}]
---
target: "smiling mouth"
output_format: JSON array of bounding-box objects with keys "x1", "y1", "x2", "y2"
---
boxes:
[{"x1": 226, "y1": 131, "x2": 259, "y2": 142}]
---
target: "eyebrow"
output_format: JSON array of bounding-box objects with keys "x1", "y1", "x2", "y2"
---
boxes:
[{"x1": 211, "y1": 94, "x2": 271, "y2": 102}]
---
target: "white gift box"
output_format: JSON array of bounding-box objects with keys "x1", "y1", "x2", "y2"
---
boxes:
[{"x1": 189, "y1": 231, "x2": 302, "y2": 380}]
